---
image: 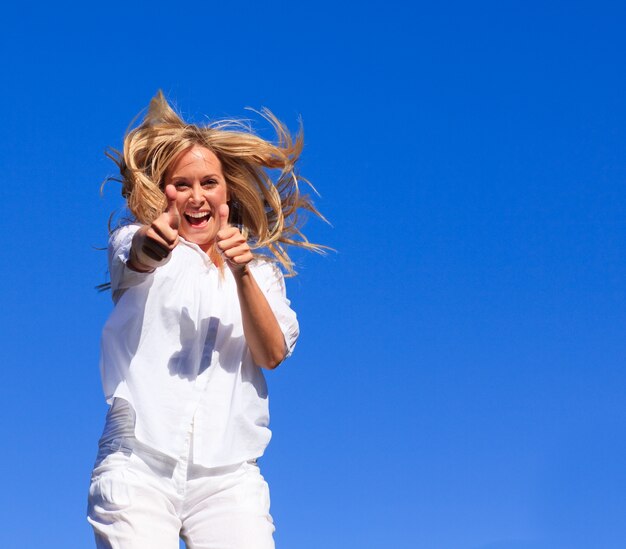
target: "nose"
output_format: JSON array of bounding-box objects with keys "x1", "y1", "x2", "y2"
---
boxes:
[{"x1": 190, "y1": 183, "x2": 204, "y2": 204}]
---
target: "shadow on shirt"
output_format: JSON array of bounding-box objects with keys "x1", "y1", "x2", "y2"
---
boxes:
[{"x1": 167, "y1": 306, "x2": 241, "y2": 381}]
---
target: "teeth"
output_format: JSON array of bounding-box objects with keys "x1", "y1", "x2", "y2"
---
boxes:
[{"x1": 186, "y1": 211, "x2": 209, "y2": 219}]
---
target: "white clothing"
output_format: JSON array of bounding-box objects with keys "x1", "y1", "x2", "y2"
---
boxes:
[
  {"x1": 99, "y1": 224, "x2": 299, "y2": 468},
  {"x1": 88, "y1": 420, "x2": 274, "y2": 549}
]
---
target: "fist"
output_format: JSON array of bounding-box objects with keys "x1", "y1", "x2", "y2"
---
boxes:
[
  {"x1": 130, "y1": 185, "x2": 180, "y2": 270},
  {"x1": 216, "y1": 203, "x2": 253, "y2": 273}
]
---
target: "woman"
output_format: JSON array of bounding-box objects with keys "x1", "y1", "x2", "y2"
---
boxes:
[{"x1": 88, "y1": 91, "x2": 323, "y2": 548}]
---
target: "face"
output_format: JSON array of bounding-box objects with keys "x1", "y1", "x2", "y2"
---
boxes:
[{"x1": 164, "y1": 145, "x2": 228, "y2": 252}]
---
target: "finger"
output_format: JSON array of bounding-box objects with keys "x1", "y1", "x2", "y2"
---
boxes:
[
  {"x1": 222, "y1": 241, "x2": 252, "y2": 259},
  {"x1": 219, "y1": 203, "x2": 230, "y2": 231},
  {"x1": 223, "y1": 246, "x2": 253, "y2": 263},
  {"x1": 151, "y1": 221, "x2": 178, "y2": 247},
  {"x1": 164, "y1": 184, "x2": 180, "y2": 229},
  {"x1": 165, "y1": 184, "x2": 178, "y2": 209},
  {"x1": 142, "y1": 238, "x2": 170, "y2": 261},
  {"x1": 224, "y1": 250, "x2": 254, "y2": 272},
  {"x1": 216, "y1": 231, "x2": 246, "y2": 254}
]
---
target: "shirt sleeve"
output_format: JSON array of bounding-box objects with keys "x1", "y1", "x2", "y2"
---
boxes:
[
  {"x1": 253, "y1": 259, "x2": 300, "y2": 359},
  {"x1": 108, "y1": 224, "x2": 154, "y2": 303}
]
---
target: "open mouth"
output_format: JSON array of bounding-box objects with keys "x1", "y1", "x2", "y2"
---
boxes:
[{"x1": 184, "y1": 211, "x2": 211, "y2": 227}]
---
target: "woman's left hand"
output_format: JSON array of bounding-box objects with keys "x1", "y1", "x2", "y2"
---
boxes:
[
  {"x1": 215, "y1": 203, "x2": 286, "y2": 368},
  {"x1": 216, "y1": 204, "x2": 253, "y2": 273}
]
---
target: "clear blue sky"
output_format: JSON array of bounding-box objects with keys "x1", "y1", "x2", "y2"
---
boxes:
[{"x1": 1, "y1": 1, "x2": 626, "y2": 548}]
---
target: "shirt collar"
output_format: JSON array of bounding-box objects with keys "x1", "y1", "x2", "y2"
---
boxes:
[{"x1": 178, "y1": 237, "x2": 215, "y2": 268}]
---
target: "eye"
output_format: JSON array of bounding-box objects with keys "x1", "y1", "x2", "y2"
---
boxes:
[
  {"x1": 173, "y1": 181, "x2": 190, "y2": 190},
  {"x1": 202, "y1": 178, "x2": 218, "y2": 188}
]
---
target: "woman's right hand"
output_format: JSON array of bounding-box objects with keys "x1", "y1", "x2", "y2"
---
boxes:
[{"x1": 128, "y1": 184, "x2": 180, "y2": 272}]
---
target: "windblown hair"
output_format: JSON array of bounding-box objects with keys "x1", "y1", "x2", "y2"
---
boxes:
[{"x1": 105, "y1": 90, "x2": 325, "y2": 275}]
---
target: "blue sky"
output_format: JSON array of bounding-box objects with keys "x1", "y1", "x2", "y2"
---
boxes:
[{"x1": 1, "y1": 1, "x2": 626, "y2": 548}]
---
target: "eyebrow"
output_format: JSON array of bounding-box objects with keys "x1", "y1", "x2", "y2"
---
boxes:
[{"x1": 170, "y1": 173, "x2": 222, "y2": 181}]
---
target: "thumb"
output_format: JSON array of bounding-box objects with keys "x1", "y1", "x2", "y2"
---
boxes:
[
  {"x1": 219, "y1": 203, "x2": 230, "y2": 231},
  {"x1": 164, "y1": 184, "x2": 180, "y2": 229}
]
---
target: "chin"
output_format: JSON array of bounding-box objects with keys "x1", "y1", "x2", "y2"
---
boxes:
[{"x1": 185, "y1": 233, "x2": 214, "y2": 252}]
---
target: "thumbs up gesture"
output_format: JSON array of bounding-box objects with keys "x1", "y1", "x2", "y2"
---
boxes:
[
  {"x1": 216, "y1": 203, "x2": 253, "y2": 274},
  {"x1": 129, "y1": 184, "x2": 181, "y2": 271}
]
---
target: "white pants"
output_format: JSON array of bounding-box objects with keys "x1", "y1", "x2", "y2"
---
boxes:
[{"x1": 87, "y1": 434, "x2": 275, "y2": 549}]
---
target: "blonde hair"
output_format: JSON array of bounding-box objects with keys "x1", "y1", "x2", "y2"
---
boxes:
[{"x1": 106, "y1": 91, "x2": 325, "y2": 274}]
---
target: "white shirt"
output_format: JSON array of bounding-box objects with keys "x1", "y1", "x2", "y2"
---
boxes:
[{"x1": 99, "y1": 224, "x2": 299, "y2": 467}]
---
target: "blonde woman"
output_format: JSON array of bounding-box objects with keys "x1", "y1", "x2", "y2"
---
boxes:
[{"x1": 88, "y1": 92, "x2": 323, "y2": 549}]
